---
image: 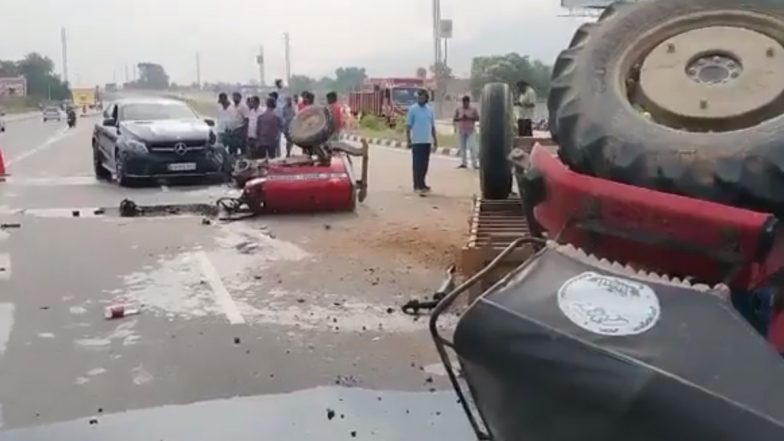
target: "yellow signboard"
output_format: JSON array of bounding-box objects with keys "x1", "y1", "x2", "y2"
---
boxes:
[{"x1": 71, "y1": 88, "x2": 96, "y2": 107}]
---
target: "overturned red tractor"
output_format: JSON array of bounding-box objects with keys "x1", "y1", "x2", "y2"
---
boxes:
[{"x1": 431, "y1": 1, "x2": 784, "y2": 440}]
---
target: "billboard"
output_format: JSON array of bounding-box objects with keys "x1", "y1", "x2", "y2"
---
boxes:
[
  {"x1": 561, "y1": 0, "x2": 619, "y2": 8},
  {"x1": 0, "y1": 77, "x2": 27, "y2": 97}
]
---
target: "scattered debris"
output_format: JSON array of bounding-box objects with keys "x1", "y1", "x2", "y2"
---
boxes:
[
  {"x1": 335, "y1": 375, "x2": 360, "y2": 387},
  {"x1": 97, "y1": 408, "x2": 103, "y2": 413},
  {"x1": 88, "y1": 418, "x2": 98, "y2": 425},
  {"x1": 39, "y1": 306, "x2": 49, "y2": 310},
  {"x1": 386, "y1": 307, "x2": 395, "y2": 314},
  {"x1": 93, "y1": 208, "x2": 105, "y2": 216},
  {"x1": 327, "y1": 408, "x2": 336, "y2": 420},
  {"x1": 324, "y1": 224, "x2": 332, "y2": 230},
  {"x1": 297, "y1": 298, "x2": 306, "y2": 303},
  {"x1": 402, "y1": 265, "x2": 456, "y2": 316},
  {"x1": 0, "y1": 223, "x2": 21, "y2": 230},
  {"x1": 234, "y1": 337, "x2": 241, "y2": 345},
  {"x1": 104, "y1": 304, "x2": 140, "y2": 320},
  {"x1": 425, "y1": 376, "x2": 434, "y2": 384},
  {"x1": 351, "y1": 431, "x2": 357, "y2": 438},
  {"x1": 201, "y1": 218, "x2": 212, "y2": 225},
  {"x1": 72, "y1": 210, "x2": 80, "y2": 218}
]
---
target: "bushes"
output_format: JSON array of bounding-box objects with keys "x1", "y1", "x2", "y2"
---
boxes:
[{"x1": 359, "y1": 114, "x2": 386, "y2": 131}]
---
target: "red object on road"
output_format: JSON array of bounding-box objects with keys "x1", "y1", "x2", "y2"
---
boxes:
[
  {"x1": 243, "y1": 156, "x2": 357, "y2": 214},
  {"x1": 524, "y1": 143, "x2": 784, "y2": 291},
  {"x1": 0, "y1": 147, "x2": 7, "y2": 179},
  {"x1": 105, "y1": 304, "x2": 140, "y2": 319}
]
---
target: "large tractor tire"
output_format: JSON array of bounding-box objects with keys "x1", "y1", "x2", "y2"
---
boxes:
[
  {"x1": 549, "y1": 0, "x2": 784, "y2": 215},
  {"x1": 289, "y1": 105, "x2": 335, "y2": 148},
  {"x1": 480, "y1": 82, "x2": 514, "y2": 200}
]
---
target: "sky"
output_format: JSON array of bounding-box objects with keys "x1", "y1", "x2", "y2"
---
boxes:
[{"x1": 0, "y1": 0, "x2": 588, "y2": 87}]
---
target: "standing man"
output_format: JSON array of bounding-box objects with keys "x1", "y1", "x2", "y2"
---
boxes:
[
  {"x1": 453, "y1": 95, "x2": 480, "y2": 169},
  {"x1": 326, "y1": 91, "x2": 344, "y2": 139},
  {"x1": 245, "y1": 96, "x2": 261, "y2": 158},
  {"x1": 256, "y1": 97, "x2": 283, "y2": 159},
  {"x1": 406, "y1": 89, "x2": 438, "y2": 195},
  {"x1": 514, "y1": 81, "x2": 537, "y2": 137},
  {"x1": 216, "y1": 92, "x2": 234, "y2": 147},
  {"x1": 228, "y1": 92, "x2": 250, "y2": 156},
  {"x1": 281, "y1": 96, "x2": 296, "y2": 157},
  {"x1": 274, "y1": 79, "x2": 289, "y2": 109}
]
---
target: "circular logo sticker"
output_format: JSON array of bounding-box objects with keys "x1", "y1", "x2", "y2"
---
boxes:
[{"x1": 557, "y1": 272, "x2": 661, "y2": 336}]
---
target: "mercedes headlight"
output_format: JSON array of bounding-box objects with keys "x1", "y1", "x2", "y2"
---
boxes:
[{"x1": 125, "y1": 139, "x2": 148, "y2": 153}]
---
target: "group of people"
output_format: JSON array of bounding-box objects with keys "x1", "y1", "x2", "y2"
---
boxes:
[{"x1": 215, "y1": 79, "x2": 346, "y2": 160}]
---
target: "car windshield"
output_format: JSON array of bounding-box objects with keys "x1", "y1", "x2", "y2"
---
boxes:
[
  {"x1": 121, "y1": 102, "x2": 197, "y2": 121},
  {"x1": 44, "y1": 107, "x2": 59, "y2": 112},
  {"x1": 390, "y1": 87, "x2": 420, "y2": 106}
]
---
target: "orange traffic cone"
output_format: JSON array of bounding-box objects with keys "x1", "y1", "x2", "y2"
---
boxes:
[{"x1": 0, "y1": 147, "x2": 7, "y2": 181}]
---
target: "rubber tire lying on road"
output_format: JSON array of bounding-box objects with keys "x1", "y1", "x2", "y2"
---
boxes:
[
  {"x1": 548, "y1": 0, "x2": 784, "y2": 216},
  {"x1": 479, "y1": 82, "x2": 514, "y2": 200},
  {"x1": 289, "y1": 105, "x2": 335, "y2": 148}
]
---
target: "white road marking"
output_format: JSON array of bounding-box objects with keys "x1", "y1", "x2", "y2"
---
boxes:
[
  {"x1": 6, "y1": 127, "x2": 80, "y2": 166},
  {"x1": 0, "y1": 303, "x2": 14, "y2": 356},
  {"x1": 195, "y1": 251, "x2": 245, "y2": 325},
  {"x1": 3, "y1": 176, "x2": 99, "y2": 187},
  {"x1": 0, "y1": 254, "x2": 10, "y2": 280}
]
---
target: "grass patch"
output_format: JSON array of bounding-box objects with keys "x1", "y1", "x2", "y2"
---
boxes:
[
  {"x1": 351, "y1": 128, "x2": 458, "y2": 148},
  {"x1": 0, "y1": 97, "x2": 39, "y2": 114}
]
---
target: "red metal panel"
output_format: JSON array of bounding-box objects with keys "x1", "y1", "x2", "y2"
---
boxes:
[
  {"x1": 529, "y1": 144, "x2": 783, "y2": 290},
  {"x1": 247, "y1": 157, "x2": 355, "y2": 213}
]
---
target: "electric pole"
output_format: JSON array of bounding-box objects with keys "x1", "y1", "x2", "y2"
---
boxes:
[
  {"x1": 257, "y1": 45, "x2": 266, "y2": 87},
  {"x1": 196, "y1": 52, "x2": 202, "y2": 88},
  {"x1": 61, "y1": 27, "x2": 69, "y2": 84},
  {"x1": 124, "y1": 64, "x2": 129, "y2": 84},
  {"x1": 284, "y1": 32, "x2": 291, "y2": 86}
]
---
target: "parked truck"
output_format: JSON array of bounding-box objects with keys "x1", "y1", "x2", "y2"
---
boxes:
[{"x1": 348, "y1": 77, "x2": 433, "y2": 126}]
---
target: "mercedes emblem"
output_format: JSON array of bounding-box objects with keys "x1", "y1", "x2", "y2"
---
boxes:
[{"x1": 174, "y1": 142, "x2": 188, "y2": 156}]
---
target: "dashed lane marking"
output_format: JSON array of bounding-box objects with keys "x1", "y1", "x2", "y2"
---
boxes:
[
  {"x1": 5, "y1": 127, "x2": 81, "y2": 167},
  {"x1": 195, "y1": 251, "x2": 245, "y2": 325}
]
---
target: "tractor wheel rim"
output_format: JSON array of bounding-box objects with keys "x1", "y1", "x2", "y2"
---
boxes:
[{"x1": 622, "y1": 16, "x2": 784, "y2": 132}]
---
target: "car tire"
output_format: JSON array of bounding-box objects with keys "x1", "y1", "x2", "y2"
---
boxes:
[
  {"x1": 479, "y1": 82, "x2": 514, "y2": 200},
  {"x1": 114, "y1": 149, "x2": 134, "y2": 187},
  {"x1": 288, "y1": 105, "x2": 335, "y2": 148},
  {"x1": 93, "y1": 144, "x2": 111, "y2": 181},
  {"x1": 549, "y1": 0, "x2": 784, "y2": 215}
]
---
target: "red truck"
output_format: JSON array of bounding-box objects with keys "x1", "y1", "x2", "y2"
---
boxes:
[{"x1": 348, "y1": 77, "x2": 432, "y2": 126}]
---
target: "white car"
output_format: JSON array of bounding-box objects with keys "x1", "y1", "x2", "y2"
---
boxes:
[{"x1": 43, "y1": 107, "x2": 62, "y2": 122}]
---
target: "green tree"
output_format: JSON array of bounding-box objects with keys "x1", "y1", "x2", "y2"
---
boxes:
[
  {"x1": 289, "y1": 74, "x2": 316, "y2": 94},
  {"x1": 4, "y1": 53, "x2": 71, "y2": 100},
  {"x1": 133, "y1": 62, "x2": 170, "y2": 89},
  {"x1": 332, "y1": 67, "x2": 366, "y2": 93},
  {"x1": 470, "y1": 52, "x2": 552, "y2": 99}
]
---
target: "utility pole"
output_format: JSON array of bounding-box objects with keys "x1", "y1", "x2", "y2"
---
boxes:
[
  {"x1": 61, "y1": 27, "x2": 69, "y2": 84},
  {"x1": 196, "y1": 52, "x2": 202, "y2": 88},
  {"x1": 283, "y1": 32, "x2": 291, "y2": 86},
  {"x1": 257, "y1": 45, "x2": 266, "y2": 87},
  {"x1": 124, "y1": 64, "x2": 129, "y2": 84}
]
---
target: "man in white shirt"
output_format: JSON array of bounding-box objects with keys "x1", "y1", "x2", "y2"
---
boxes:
[
  {"x1": 514, "y1": 81, "x2": 537, "y2": 137},
  {"x1": 245, "y1": 96, "x2": 261, "y2": 158},
  {"x1": 226, "y1": 92, "x2": 249, "y2": 155}
]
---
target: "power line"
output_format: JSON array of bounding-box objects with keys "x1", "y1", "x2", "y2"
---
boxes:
[
  {"x1": 283, "y1": 32, "x2": 291, "y2": 86},
  {"x1": 61, "y1": 27, "x2": 69, "y2": 84}
]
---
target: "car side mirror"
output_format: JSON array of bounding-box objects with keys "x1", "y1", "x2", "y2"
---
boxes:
[
  {"x1": 204, "y1": 118, "x2": 215, "y2": 127},
  {"x1": 102, "y1": 118, "x2": 116, "y2": 127}
]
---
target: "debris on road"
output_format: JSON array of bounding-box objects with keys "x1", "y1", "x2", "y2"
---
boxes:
[
  {"x1": 72, "y1": 210, "x2": 80, "y2": 218},
  {"x1": 401, "y1": 265, "x2": 456, "y2": 316},
  {"x1": 201, "y1": 218, "x2": 212, "y2": 225},
  {"x1": 233, "y1": 337, "x2": 241, "y2": 345},
  {"x1": 104, "y1": 304, "x2": 141, "y2": 320},
  {"x1": 327, "y1": 408, "x2": 336, "y2": 420},
  {"x1": 119, "y1": 198, "x2": 218, "y2": 218},
  {"x1": 93, "y1": 208, "x2": 105, "y2": 216},
  {"x1": 0, "y1": 223, "x2": 21, "y2": 229}
]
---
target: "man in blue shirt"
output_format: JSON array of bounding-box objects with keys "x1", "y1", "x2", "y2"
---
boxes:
[{"x1": 406, "y1": 89, "x2": 439, "y2": 194}]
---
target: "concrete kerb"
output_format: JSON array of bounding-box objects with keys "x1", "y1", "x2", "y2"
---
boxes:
[{"x1": 339, "y1": 133, "x2": 460, "y2": 158}]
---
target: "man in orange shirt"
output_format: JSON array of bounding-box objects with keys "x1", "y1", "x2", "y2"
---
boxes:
[{"x1": 326, "y1": 91, "x2": 344, "y2": 138}]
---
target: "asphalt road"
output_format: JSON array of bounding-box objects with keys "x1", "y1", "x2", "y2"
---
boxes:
[{"x1": 0, "y1": 113, "x2": 480, "y2": 439}]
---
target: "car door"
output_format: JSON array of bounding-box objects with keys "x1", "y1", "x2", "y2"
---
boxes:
[{"x1": 98, "y1": 104, "x2": 120, "y2": 164}]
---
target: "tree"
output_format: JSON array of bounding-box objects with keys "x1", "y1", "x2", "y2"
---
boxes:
[
  {"x1": 0, "y1": 53, "x2": 70, "y2": 100},
  {"x1": 289, "y1": 74, "x2": 316, "y2": 93},
  {"x1": 470, "y1": 52, "x2": 552, "y2": 99},
  {"x1": 430, "y1": 62, "x2": 453, "y2": 80},
  {"x1": 333, "y1": 67, "x2": 366, "y2": 93},
  {"x1": 134, "y1": 62, "x2": 170, "y2": 89}
]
